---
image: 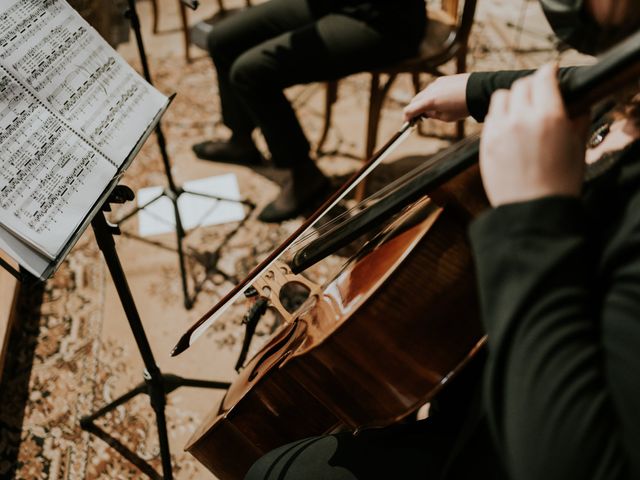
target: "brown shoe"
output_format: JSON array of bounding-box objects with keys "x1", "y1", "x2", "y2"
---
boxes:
[
  {"x1": 258, "y1": 163, "x2": 330, "y2": 223},
  {"x1": 192, "y1": 139, "x2": 264, "y2": 166}
]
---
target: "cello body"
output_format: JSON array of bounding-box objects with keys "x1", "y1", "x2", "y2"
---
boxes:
[{"x1": 185, "y1": 168, "x2": 488, "y2": 479}]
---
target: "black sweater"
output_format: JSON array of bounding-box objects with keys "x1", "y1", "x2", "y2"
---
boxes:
[{"x1": 465, "y1": 70, "x2": 640, "y2": 479}]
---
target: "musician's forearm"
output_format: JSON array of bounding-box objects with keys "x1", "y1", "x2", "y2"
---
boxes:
[{"x1": 466, "y1": 66, "x2": 581, "y2": 122}]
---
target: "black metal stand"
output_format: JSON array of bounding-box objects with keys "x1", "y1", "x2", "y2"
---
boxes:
[
  {"x1": 80, "y1": 186, "x2": 230, "y2": 480},
  {"x1": 118, "y1": 0, "x2": 255, "y2": 310},
  {"x1": 234, "y1": 293, "x2": 267, "y2": 372}
]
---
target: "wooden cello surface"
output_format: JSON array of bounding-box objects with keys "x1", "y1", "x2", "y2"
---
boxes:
[{"x1": 185, "y1": 167, "x2": 488, "y2": 480}]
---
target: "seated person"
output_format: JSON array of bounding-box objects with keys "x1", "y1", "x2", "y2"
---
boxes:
[
  {"x1": 194, "y1": 0, "x2": 427, "y2": 222},
  {"x1": 244, "y1": 0, "x2": 640, "y2": 478}
]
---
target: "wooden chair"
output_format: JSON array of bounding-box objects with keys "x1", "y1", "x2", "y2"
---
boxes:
[
  {"x1": 148, "y1": 0, "x2": 252, "y2": 63},
  {"x1": 317, "y1": 0, "x2": 478, "y2": 162}
]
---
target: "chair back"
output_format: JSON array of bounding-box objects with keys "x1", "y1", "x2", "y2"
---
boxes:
[
  {"x1": 452, "y1": 0, "x2": 478, "y2": 48},
  {"x1": 424, "y1": 0, "x2": 477, "y2": 66}
]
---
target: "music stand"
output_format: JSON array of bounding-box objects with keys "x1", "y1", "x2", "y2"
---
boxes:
[
  {"x1": 80, "y1": 185, "x2": 230, "y2": 480},
  {"x1": 0, "y1": 183, "x2": 231, "y2": 480},
  {"x1": 116, "y1": 0, "x2": 255, "y2": 310}
]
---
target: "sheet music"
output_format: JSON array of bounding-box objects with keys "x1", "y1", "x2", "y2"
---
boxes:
[
  {"x1": 0, "y1": 0, "x2": 167, "y2": 166},
  {"x1": 0, "y1": 224, "x2": 50, "y2": 278},
  {"x1": 0, "y1": 0, "x2": 169, "y2": 276},
  {"x1": 0, "y1": 69, "x2": 116, "y2": 259}
]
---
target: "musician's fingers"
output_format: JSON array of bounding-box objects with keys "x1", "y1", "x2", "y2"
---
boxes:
[
  {"x1": 403, "y1": 105, "x2": 416, "y2": 122},
  {"x1": 428, "y1": 111, "x2": 448, "y2": 121},
  {"x1": 403, "y1": 95, "x2": 434, "y2": 121},
  {"x1": 487, "y1": 89, "x2": 510, "y2": 118},
  {"x1": 533, "y1": 63, "x2": 564, "y2": 113},
  {"x1": 510, "y1": 77, "x2": 533, "y2": 117}
]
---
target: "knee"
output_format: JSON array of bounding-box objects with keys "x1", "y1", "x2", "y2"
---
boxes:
[
  {"x1": 244, "y1": 443, "x2": 290, "y2": 480},
  {"x1": 243, "y1": 436, "x2": 331, "y2": 479},
  {"x1": 207, "y1": 28, "x2": 235, "y2": 67},
  {"x1": 229, "y1": 50, "x2": 274, "y2": 93},
  {"x1": 244, "y1": 454, "x2": 271, "y2": 480}
]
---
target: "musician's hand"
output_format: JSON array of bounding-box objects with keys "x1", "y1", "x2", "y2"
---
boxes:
[
  {"x1": 403, "y1": 73, "x2": 471, "y2": 122},
  {"x1": 479, "y1": 63, "x2": 590, "y2": 207}
]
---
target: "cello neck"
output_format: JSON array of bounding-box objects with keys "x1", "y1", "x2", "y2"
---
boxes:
[{"x1": 291, "y1": 30, "x2": 640, "y2": 273}]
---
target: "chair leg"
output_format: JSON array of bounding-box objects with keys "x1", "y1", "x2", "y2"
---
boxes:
[
  {"x1": 355, "y1": 72, "x2": 397, "y2": 201},
  {"x1": 179, "y1": 2, "x2": 192, "y2": 63},
  {"x1": 412, "y1": 72, "x2": 432, "y2": 138},
  {"x1": 411, "y1": 72, "x2": 422, "y2": 95},
  {"x1": 150, "y1": 0, "x2": 159, "y2": 33},
  {"x1": 317, "y1": 81, "x2": 339, "y2": 154},
  {"x1": 366, "y1": 74, "x2": 382, "y2": 161},
  {"x1": 456, "y1": 118, "x2": 465, "y2": 139},
  {"x1": 366, "y1": 73, "x2": 397, "y2": 159}
]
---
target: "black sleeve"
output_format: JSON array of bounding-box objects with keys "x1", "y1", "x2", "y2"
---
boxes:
[
  {"x1": 466, "y1": 67, "x2": 581, "y2": 122},
  {"x1": 469, "y1": 196, "x2": 637, "y2": 479}
]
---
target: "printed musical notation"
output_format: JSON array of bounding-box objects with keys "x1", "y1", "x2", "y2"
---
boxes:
[
  {"x1": 0, "y1": 70, "x2": 116, "y2": 258},
  {"x1": 0, "y1": 0, "x2": 65, "y2": 61},
  {"x1": 0, "y1": 0, "x2": 167, "y2": 165},
  {"x1": 0, "y1": 0, "x2": 168, "y2": 276}
]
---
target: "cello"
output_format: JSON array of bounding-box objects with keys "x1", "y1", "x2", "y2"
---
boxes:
[{"x1": 175, "y1": 31, "x2": 640, "y2": 479}]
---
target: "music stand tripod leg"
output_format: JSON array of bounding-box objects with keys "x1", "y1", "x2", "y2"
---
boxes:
[
  {"x1": 118, "y1": 0, "x2": 255, "y2": 310},
  {"x1": 80, "y1": 186, "x2": 231, "y2": 480}
]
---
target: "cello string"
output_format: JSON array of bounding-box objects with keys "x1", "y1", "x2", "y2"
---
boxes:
[
  {"x1": 297, "y1": 117, "x2": 481, "y2": 248},
  {"x1": 287, "y1": 136, "x2": 460, "y2": 248},
  {"x1": 289, "y1": 174, "x2": 417, "y2": 251},
  {"x1": 288, "y1": 171, "x2": 412, "y2": 250},
  {"x1": 288, "y1": 134, "x2": 465, "y2": 251},
  {"x1": 290, "y1": 132, "x2": 481, "y2": 252}
]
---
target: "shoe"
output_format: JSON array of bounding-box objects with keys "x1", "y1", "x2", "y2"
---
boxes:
[
  {"x1": 192, "y1": 139, "x2": 264, "y2": 166},
  {"x1": 258, "y1": 163, "x2": 331, "y2": 223}
]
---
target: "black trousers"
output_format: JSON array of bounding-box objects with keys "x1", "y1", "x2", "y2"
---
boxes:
[
  {"x1": 244, "y1": 352, "x2": 508, "y2": 479},
  {"x1": 207, "y1": 0, "x2": 426, "y2": 169}
]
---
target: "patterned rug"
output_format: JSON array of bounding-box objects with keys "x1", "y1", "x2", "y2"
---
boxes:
[{"x1": 0, "y1": 1, "x2": 580, "y2": 478}]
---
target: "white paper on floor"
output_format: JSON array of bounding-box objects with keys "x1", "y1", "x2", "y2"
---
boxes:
[{"x1": 136, "y1": 173, "x2": 246, "y2": 236}]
